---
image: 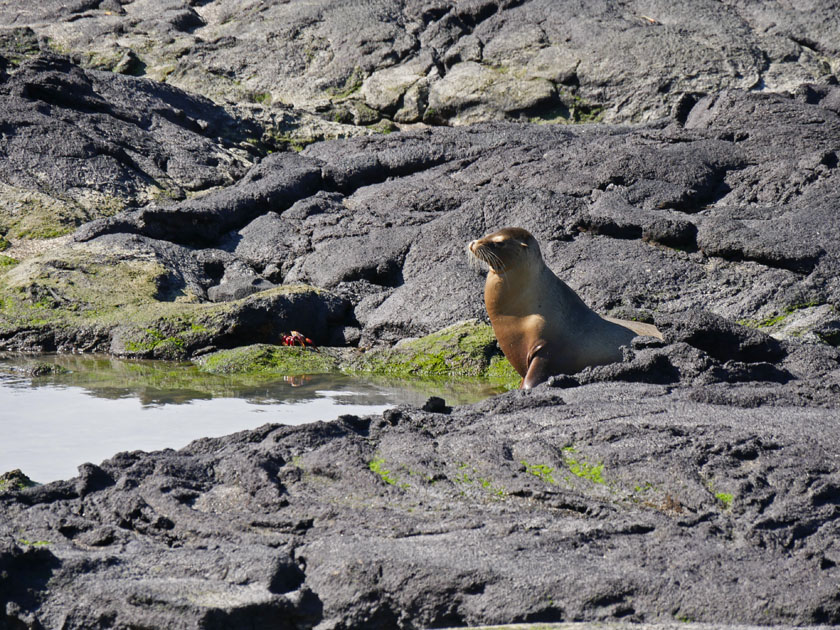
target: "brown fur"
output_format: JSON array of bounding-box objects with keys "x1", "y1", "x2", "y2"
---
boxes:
[{"x1": 469, "y1": 227, "x2": 663, "y2": 388}]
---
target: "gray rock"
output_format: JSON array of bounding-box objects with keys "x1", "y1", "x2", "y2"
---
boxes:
[
  {"x1": 5, "y1": 0, "x2": 838, "y2": 126},
  {"x1": 427, "y1": 60, "x2": 557, "y2": 124},
  {"x1": 0, "y1": 52, "x2": 265, "y2": 239},
  {"x1": 2, "y1": 7, "x2": 840, "y2": 627},
  {"x1": 205, "y1": 260, "x2": 276, "y2": 303},
  {"x1": 0, "y1": 73, "x2": 835, "y2": 353}
]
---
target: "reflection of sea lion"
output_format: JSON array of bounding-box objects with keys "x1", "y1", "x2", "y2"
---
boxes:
[{"x1": 468, "y1": 227, "x2": 663, "y2": 389}]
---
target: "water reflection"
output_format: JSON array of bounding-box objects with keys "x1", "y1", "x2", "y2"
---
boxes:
[
  {"x1": 0, "y1": 353, "x2": 502, "y2": 407},
  {"x1": 0, "y1": 353, "x2": 503, "y2": 483}
]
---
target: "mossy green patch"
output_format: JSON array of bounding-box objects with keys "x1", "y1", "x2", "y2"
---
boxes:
[
  {"x1": 454, "y1": 463, "x2": 507, "y2": 497},
  {"x1": 562, "y1": 90, "x2": 605, "y2": 123},
  {"x1": 18, "y1": 538, "x2": 51, "y2": 547},
  {"x1": 125, "y1": 328, "x2": 187, "y2": 354},
  {"x1": 528, "y1": 92, "x2": 604, "y2": 125},
  {"x1": 0, "y1": 183, "x2": 127, "y2": 240},
  {"x1": 0, "y1": 241, "x2": 516, "y2": 388},
  {"x1": 816, "y1": 327, "x2": 840, "y2": 347},
  {"x1": 572, "y1": 102, "x2": 605, "y2": 123},
  {"x1": 0, "y1": 27, "x2": 40, "y2": 65},
  {"x1": 327, "y1": 67, "x2": 364, "y2": 100},
  {"x1": 563, "y1": 446, "x2": 605, "y2": 484},
  {"x1": 566, "y1": 458, "x2": 605, "y2": 484},
  {"x1": 0, "y1": 255, "x2": 18, "y2": 268},
  {"x1": 263, "y1": 128, "x2": 318, "y2": 153},
  {"x1": 0, "y1": 249, "x2": 171, "y2": 340},
  {"x1": 522, "y1": 461, "x2": 557, "y2": 485},
  {"x1": 422, "y1": 106, "x2": 439, "y2": 124},
  {"x1": 368, "y1": 457, "x2": 408, "y2": 489},
  {"x1": 634, "y1": 481, "x2": 655, "y2": 494},
  {"x1": 0, "y1": 469, "x2": 38, "y2": 492},
  {"x1": 191, "y1": 320, "x2": 516, "y2": 394},
  {"x1": 27, "y1": 362, "x2": 70, "y2": 376},
  {"x1": 349, "y1": 319, "x2": 520, "y2": 388},
  {"x1": 196, "y1": 344, "x2": 339, "y2": 376},
  {"x1": 0, "y1": 245, "x2": 334, "y2": 359},
  {"x1": 738, "y1": 301, "x2": 824, "y2": 329},
  {"x1": 715, "y1": 492, "x2": 734, "y2": 508},
  {"x1": 484, "y1": 354, "x2": 521, "y2": 385},
  {"x1": 369, "y1": 120, "x2": 398, "y2": 134}
]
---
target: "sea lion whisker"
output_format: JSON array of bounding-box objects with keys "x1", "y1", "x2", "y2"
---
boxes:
[
  {"x1": 493, "y1": 254, "x2": 505, "y2": 275},
  {"x1": 468, "y1": 244, "x2": 500, "y2": 272},
  {"x1": 467, "y1": 249, "x2": 485, "y2": 272},
  {"x1": 486, "y1": 251, "x2": 505, "y2": 273}
]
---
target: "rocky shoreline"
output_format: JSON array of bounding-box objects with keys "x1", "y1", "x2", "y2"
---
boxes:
[{"x1": 2, "y1": 1, "x2": 840, "y2": 628}]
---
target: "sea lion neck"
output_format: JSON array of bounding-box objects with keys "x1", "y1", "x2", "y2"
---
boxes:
[{"x1": 484, "y1": 262, "x2": 541, "y2": 318}]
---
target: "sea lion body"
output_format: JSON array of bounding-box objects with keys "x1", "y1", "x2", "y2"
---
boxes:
[{"x1": 469, "y1": 227, "x2": 663, "y2": 388}]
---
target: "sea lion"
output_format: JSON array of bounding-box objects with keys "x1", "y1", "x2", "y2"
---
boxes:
[{"x1": 468, "y1": 227, "x2": 663, "y2": 388}]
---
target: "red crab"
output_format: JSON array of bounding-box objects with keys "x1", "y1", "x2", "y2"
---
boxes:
[{"x1": 280, "y1": 330, "x2": 315, "y2": 348}]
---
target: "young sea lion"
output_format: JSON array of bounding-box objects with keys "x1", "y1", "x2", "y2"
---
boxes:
[{"x1": 468, "y1": 227, "x2": 663, "y2": 388}]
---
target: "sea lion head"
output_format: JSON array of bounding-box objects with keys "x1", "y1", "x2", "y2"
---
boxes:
[{"x1": 468, "y1": 227, "x2": 541, "y2": 274}]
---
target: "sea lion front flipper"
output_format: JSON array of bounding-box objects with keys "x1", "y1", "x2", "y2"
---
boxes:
[{"x1": 522, "y1": 344, "x2": 551, "y2": 389}]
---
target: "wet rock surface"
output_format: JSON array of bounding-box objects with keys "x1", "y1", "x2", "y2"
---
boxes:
[{"x1": 1, "y1": 1, "x2": 840, "y2": 628}]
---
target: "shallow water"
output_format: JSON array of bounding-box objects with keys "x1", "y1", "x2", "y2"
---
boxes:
[{"x1": 0, "y1": 354, "x2": 502, "y2": 483}]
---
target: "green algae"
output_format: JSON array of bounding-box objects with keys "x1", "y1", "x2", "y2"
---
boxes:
[
  {"x1": 0, "y1": 469, "x2": 38, "y2": 493},
  {"x1": 326, "y1": 67, "x2": 364, "y2": 100},
  {"x1": 566, "y1": 458, "x2": 605, "y2": 484},
  {"x1": 368, "y1": 457, "x2": 408, "y2": 489},
  {"x1": 528, "y1": 91, "x2": 604, "y2": 125},
  {"x1": 522, "y1": 461, "x2": 557, "y2": 485},
  {"x1": 522, "y1": 448, "x2": 606, "y2": 488},
  {"x1": 348, "y1": 320, "x2": 520, "y2": 387},
  {"x1": 0, "y1": 242, "x2": 518, "y2": 388},
  {"x1": 563, "y1": 446, "x2": 605, "y2": 484},
  {"x1": 706, "y1": 478, "x2": 735, "y2": 510},
  {"x1": 17, "y1": 538, "x2": 51, "y2": 547},
  {"x1": 715, "y1": 492, "x2": 734, "y2": 508},
  {"x1": 196, "y1": 344, "x2": 340, "y2": 375},
  {"x1": 0, "y1": 184, "x2": 127, "y2": 240},
  {"x1": 251, "y1": 91, "x2": 272, "y2": 105},
  {"x1": 738, "y1": 301, "x2": 824, "y2": 329},
  {"x1": 191, "y1": 320, "x2": 518, "y2": 393},
  {"x1": 353, "y1": 320, "x2": 520, "y2": 386},
  {"x1": 0, "y1": 246, "x2": 332, "y2": 359},
  {"x1": 453, "y1": 462, "x2": 507, "y2": 496},
  {"x1": 125, "y1": 328, "x2": 188, "y2": 354},
  {"x1": 192, "y1": 319, "x2": 520, "y2": 386},
  {"x1": 0, "y1": 27, "x2": 40, "y2": 66}
]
